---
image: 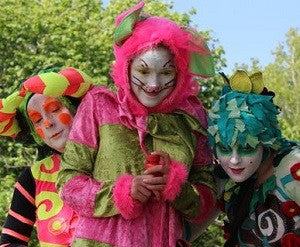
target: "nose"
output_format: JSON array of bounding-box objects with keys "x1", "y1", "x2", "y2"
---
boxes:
[
  {"x1": 147, "y1": 75, "x2": 160, "y2": 92},
  {"x1": 229, "y1": 150, "x2": 241, "y2": 166},
  {"x1": 43, "y1": 119, "x2": 53, "y2": 128}
]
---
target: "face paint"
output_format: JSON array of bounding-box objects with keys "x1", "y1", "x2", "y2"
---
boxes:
[
  {"x1": 130, "y1": 46, "x2": 176, "y2": 107},
  {"x1": 216, "y1": 143, "x2": 263, "y2": 183},
  {"x1": 27, "y1": 94, "x2": 74, "y2": 153},
  {"x1": 59, "y1": 113, "x2": 72, "y2": 125},
  {"x1": 36, "y1": 128, "x2": 45, "y2": 139}
]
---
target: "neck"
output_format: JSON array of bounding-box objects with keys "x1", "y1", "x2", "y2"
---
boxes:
[{"x1": 255, "y1": 153, "x2": 274, "y2": 187}]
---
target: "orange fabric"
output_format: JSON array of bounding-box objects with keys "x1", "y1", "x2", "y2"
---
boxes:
[
  {"x1": 1, "y1": 228, "x2": 29, "y2": 242},
  {"x1": 15, "y1": 182, "x2": 35, "y2": 205},
  {"x1": 8, "y1": 209, "x2": 34, "y2": 226}
]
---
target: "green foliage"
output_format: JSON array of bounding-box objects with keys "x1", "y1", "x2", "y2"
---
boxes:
[
  {"x1": 0, "y1": 0, "x2": 226, "y2": 246},
  {"x1": 264, "y1": 28, "x2": 300, "y2": 141},
  {"x1": 232, "y1": 28, "x2": 300, "y2": 142}
]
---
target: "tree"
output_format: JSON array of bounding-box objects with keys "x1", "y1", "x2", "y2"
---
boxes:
[
  {"x1": 264, "y1": 28, "x2": 300, "y2": 141},
  {"x1": 0, "y1": 0, "x2": 226, "y2": 246}
]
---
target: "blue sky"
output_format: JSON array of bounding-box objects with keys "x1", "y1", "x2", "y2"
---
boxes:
[
  {"x1": 103, "y1": 0, "x2": 299, "y2": 73},
  {"x1": 172, "y1": 0, "x2": 299, "y2": 73}
]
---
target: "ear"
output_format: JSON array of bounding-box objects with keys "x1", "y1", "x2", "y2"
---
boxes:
[
  {"x1": 113, "y1": 1, "x2": 146, "y2": 46},
  {"x1": 181, "y1": 26, "x2": 215, "y2": 77}
]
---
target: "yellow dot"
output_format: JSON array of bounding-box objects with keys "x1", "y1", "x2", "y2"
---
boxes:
[
  {"x1": 289, "y1": 208, "x2": 295, "y2": 213},
  {"x1": 52, "y1": 220, "x2": 62, "y2": 230},
  {"x1": 296, "y1": 169, "x2": 300, "y2": 177},
  {"x1": 224, "y1": 192, "x2": 232, "y2": 201}
]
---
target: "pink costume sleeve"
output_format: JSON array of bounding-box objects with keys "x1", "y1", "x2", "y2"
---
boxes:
[{"x1": 57, "y1": 87, "x2": 143, "y2": 219}]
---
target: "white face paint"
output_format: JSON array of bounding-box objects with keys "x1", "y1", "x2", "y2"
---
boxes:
[
  {"x1": 27, "y1": 94, "x2": 73, "y2": 153},
  {"x1": 216, "y1": 143, "x2": 264, "y2": 183},
  {"x1": 130, "y1": 46, "x2": 177, "y2": 108}
]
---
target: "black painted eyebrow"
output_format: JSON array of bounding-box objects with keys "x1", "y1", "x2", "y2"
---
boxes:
[
  {"x1": 163, "y1": 60, "x2": 175, "y2": 68},
  {"x1": 139, "y1": 59, "x2": 148, "y2": 67}
]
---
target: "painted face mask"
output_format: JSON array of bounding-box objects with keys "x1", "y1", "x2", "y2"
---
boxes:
[
  {"x1": 216, "y1": 143, "x2": 264, "y2": 183},
  {"x1": 27, "y1": 94, "x2": 73, "y2": 153},
  {"x1": 130, "y1": 46, "x2": 177, "y2": 108}
]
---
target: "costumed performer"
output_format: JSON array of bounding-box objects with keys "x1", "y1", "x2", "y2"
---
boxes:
[
  {"x1": 208, "y1": 70, "x2": 300, "y2": 246},
  {"x1": 57, "y1": 1, "x2": 217, "y2": 247},
  {"x1": 0, "y1": 67, "x2": 94, "y2": 247}
]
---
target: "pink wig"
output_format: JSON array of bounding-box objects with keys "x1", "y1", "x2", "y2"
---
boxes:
[{"x1": 111, "y1": 1, "x2": 212, "y2": 115}]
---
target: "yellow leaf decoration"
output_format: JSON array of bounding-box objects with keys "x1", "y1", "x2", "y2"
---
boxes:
[
  {"x1": 227, "y1": 70, "x2": 265, "y2": 94},
  {"x1": 229, "y1": 70, "x2": 252, "y2": 93},
  {"x1": 250, "y1": 72, "x2": 264, "y2": 94}
]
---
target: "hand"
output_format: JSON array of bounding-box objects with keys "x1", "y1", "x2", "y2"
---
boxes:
[
  {"x1": 143, "y1": 151, "x2": 170, "y2": 198},
  {"x1": 131, "y1": 174, "x2": 154, "y2": 203}
]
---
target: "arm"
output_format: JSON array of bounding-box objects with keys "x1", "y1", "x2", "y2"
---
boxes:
[
  {"x1": 168, "y1": 133, "x2": 217, "y2": 222},
  {"x1": 0, "y1": 167, "x2": 36, "y2": 247},
  {"x1": 56, "y1": 89, "x2": 144, "y2": 219},
  {"x1": 275, "y1": 145, "x2": 300, "y2": 204}
]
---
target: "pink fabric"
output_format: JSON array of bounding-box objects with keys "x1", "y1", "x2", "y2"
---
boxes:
[
  {"x1": 162, "y1": 160, "x2": 188, "y2": 201},
  {"x1": 74, "y1": 200, "x2": 182, "y2": 247},
  {"x1": 33, "y1": 154, "x2": 78, "y2": 245},
  {"x1": 61, "y1": 174, "x2": 103, "y2": 217},
  {"x1": 188, "y1": 185, "x2": 216, "y2": 223},
  {"x1": 113, "y1": 174, "x2": 143, "y2": 219},
  {"x1": 69, "y1": 87, "x2": 121, "y2": 147}
]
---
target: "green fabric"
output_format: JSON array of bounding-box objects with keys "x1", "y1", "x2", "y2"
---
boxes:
[
  {"x1": 147, "y1": 111, "x2": 214, "y2": 218},
  {"x1": 249, "y1": 175, "x2": 276, "y2": 214},
  {"x1": 188, "y1": 165, "x2": 217, "y2": 194},
  {"x1": 94, "y1": 124, "x2": 145, "y2": 180},
  {"x1": 72, "y1": 238, "x2": 115, "y2": 247},
  {"x1": 56, "y1": 141, "x2": 97, "y2": 193},
  {"x1": 172, "y1": 182, "x2": 200, "y2": 218},
  {"x1": 147, "y1": 111, "x2": 205, "y2": 166},
  {"x1": 113, "y1": 4, "x2": 144, "y2": 46},
  {"x1": 93, "y1": 124, "x2": 145, "y2": 217},
  {"x1": 190, "y1": 51, "x2": 215, "y2": 77}
]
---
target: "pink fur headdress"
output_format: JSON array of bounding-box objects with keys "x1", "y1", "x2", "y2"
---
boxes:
[{"x1": 111, "y1": 1, "x2": 214, "y2": 115}]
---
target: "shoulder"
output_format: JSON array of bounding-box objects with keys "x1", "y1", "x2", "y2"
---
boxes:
[{"x1": 274, "y1": 141, "x2": 300, "y2": 203}]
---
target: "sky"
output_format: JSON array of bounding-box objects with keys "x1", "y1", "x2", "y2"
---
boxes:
[
  {"x1": 172, "y1": 0, "x2": 300, "y2": 73},
  {"x1": 103, "y1": 0, "x2": 299, "y2": 73}
]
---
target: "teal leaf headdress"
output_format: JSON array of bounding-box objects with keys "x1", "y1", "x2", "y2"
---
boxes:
[{"x1": 208, "y1": 70, "x2": 281, "y2": 150}]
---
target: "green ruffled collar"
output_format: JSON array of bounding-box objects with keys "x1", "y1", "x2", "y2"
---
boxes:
[
  {"x1": 249, "y1": 175, "x2": 276, "y2": 213},
  {"x1": 224, "y1": 174, "x2": 276, "y2": 214}
]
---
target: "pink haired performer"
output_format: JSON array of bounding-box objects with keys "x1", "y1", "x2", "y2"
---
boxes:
[{"x1": 57, "y1": 2, "x2": 217, "y2": 246}]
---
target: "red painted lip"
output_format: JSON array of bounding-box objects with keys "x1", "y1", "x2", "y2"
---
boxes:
[
  {"x1": 51, "y1": 130, "x2": 63, "y2": 139},
  {"x1": 230, "y1": 167, "x2": 245, "y2": 174}
]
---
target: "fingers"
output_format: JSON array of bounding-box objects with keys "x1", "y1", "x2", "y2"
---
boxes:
[
  {"x1": 144, "y1": 164, "x2": 165, "y2": 175},
  {"x1": 143, "y1": 176, "x2": 166, "y2": 185},
  {"x1": 131, "y1": 175, "x2": 153, "y2": 203}
]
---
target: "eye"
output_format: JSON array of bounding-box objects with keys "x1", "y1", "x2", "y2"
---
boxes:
[
  {"x1": 47, "y1": 102, "x2": 61, "y2": 113},
  {"x1": 217, "y1": 144, "x2": 231, "y2": 154},
  {"x1": 138, "y1": 69, "x2": 150, "y2": 75},
  {"x1": 241, "y1": 145, "x2": 255, "y2": 152},
  {"x1": 161, "y1": 69, "x2": 175, "y2": 76},
  {"x1": 33, "y1": 117, "x2": 42, "y2": 124}
]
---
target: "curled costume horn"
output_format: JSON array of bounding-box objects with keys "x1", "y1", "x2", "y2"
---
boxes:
[
  {"x1": 0, "y1": 67, "x2": 94, "y2": 138},
  {"x1": 113, "y1": 1, "x2": 214, "y2": 78}
]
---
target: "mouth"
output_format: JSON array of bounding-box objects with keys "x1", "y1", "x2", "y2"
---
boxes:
[
  {"x1": 230, "y1": 167, "x2": 245, "y2": 174},
  {"x1": 51, "y1": 130, "x2": 63, "y2": 139}
]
